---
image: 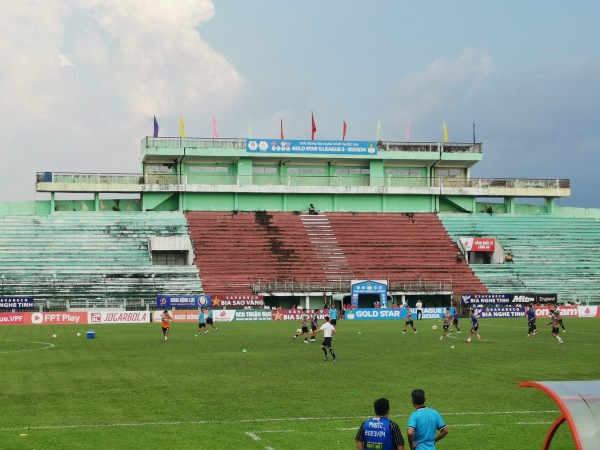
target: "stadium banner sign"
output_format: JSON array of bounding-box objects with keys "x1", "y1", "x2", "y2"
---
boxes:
[
  {"x1": 211, "y1": 295, "x2": 264, "y2": 309},
  {"x1": 459, "y1": 237, "x2": 496, "y2": 252},
  {"x1": 30, "y1": 312, "x2": 87, "y2": 325},
  {"x1": 534, "y1": 306, "x2": 580, "y2": 318},
  {"x1": 472, "y1": 306, "x2": 525, "y2": 318},
  {"x1": 344, "y1": 307, "x2": 451, "y2": 321},
  {"x1": 156, "y1": 295, "x2": 211, "y2": 308},
  {"x1": 461, "y1": 293, "x2": 557, "y2": 305},
  {"x1": 271, "y1": 309, "x2": 329, "y2": 321},
  {"x1": 89, "y1": 310, "x2": 150, "y2": 324},
  {"x1": 151, "y1": 310, "x2": 198, "y2": 323},
  {"x1": 0, "y1": 313, "x2": 27, "y2": 325},
  {"x1": 577, "y1": 305, "x2": 600, "y2": 318},
  {"x1": 208, "y1": 309, "x2": 273, "y2": 322},
  {"x1": 0, "y1": 297, "x2": 34, "y2": 309},
  {"x1": 246, "y1": 139, "x2": 378, "y2": 156},
  {"x1": 351, "y1": 280, "x2": 388, "y2": 308}
]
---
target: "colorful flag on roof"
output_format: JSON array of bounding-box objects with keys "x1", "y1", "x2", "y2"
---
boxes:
[
  {"x1": 179, "y1": 116, "x2": 185, "y2": 138},
  {"x1": 153, "y1": 116, "x2": 159, "y2": 138},
  {"x1": 443, "y1": 122, "x2": 448, "y2": 143},
  {"x1": 473, "y1": 122, "x2": 476, "y2": 143},
  {"x1": 280, "y1": 118, "x2": 284, "y2": 140},
  {"x1": 212, "y1": 116, "x2": 218, "y2": 139},
  {"x1": 342, "y1": 120, "x2": 347, "y2": 141},
  {"x1": 311, "y1": 112, "x2": 317, "y2": 140},
  {"x1": 407, "y1": 121, "x2": 411, "y2": 143}
]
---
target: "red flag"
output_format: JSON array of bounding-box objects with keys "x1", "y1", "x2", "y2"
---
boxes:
[
  {"x1": 342, "y1": 120, "x2": 347, "y2": 141},
  {"x1": 311, "y1": 112, "x2": 317, "y2": 140},
  {"x1": 212, "y1": 116, "x2": 218, "y2": 139},
  {"x1": 280, "y1": 118, "x2": 284, "y2": 140}
]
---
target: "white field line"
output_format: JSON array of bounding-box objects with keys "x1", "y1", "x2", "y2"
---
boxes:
[
  {"x1": 0, "y1": 410, "x2": 559, "y2": 433},
  {"x1": 0, "y1": 340, "x2": 55, "y2": 354}
]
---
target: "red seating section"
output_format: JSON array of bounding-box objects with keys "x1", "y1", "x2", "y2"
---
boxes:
[{"x1": 186, "y1": 211, "x2": 488, "y2": 299}]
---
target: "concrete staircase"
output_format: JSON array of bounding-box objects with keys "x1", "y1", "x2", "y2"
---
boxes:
[{"x1": 300, "y1": 214, "x2": 354, "y2": 281}]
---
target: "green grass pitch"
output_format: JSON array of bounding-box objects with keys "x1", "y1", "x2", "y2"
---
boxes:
[{"x1": 1, "y1": 317, "x2": 598, "y2": 449}]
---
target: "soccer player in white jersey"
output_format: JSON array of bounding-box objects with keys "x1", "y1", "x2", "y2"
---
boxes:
[{"x1": 313, "y1": 316, "x2": 337, "y2": 362}]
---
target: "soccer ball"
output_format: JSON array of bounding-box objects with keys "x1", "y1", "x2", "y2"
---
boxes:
[
  {"x1": 296, "y1": 328, "x2": 302, "y2": 334},
  {"x1": 52, "y1": 334, "x2": 57, "y2": 338},
  {"x1": 432, "y1": 325, "x2": 438, "y2": 330},
  {"x1": 76, "y1": 332, "x2": 81, "y2": 337}
]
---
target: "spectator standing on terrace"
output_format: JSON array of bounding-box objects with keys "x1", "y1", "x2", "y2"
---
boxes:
[
  {"x1": 526, "y1": 305, "x2": 537, "y2": 337},
  {"x1": 465, "y1": 309, "x2": 481, "y2": 343},
  {"x1": 314, "y1": 315, "x2": 337, "y2": 362},
  {"x1": 198, "y1": 308, "x2": 208, "y2": 335},
  {"x1": 439, "y1": 308, "x2": 452, "y2": 340},
  {"x1": 293, "y1": 311, "x2": 310, "y2": 343},
  {"x1": 452, "y1": 308, "x2": 461, "y2": 333},
  {"x1": 407, "y1": 389, "x2": 448, "y2": 450},
  {"x1": 355, "y1": 397, "x2": 405, "y2": 450},
  {"x1": 309, "y1": 310, "x2": 319, "y2": 342},
  {"x1": 548, "y1": 310, "x2": 565, "y2": 344},
  {"x1": 206, "y1": 307, "x2": 218, "y2": 331},
  {"x1": 161, "y1": 310, "x2": 172, "y2": 341},
  {"x1": 416, "y1": 300, "x2": 423, "y2": 320},
  {"x1": 403, "y1": 306, "x2": 417, "y2": 334}
]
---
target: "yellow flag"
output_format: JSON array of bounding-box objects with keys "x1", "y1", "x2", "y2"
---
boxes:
[
  {"x1": 443, "y1": 122, "x2": 448, "y2": 143},
  {"x1": 180, "y1": 116, "x2": 186, "y2": 138}
]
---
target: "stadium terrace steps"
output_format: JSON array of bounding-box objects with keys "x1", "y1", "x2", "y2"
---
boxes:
[
  {"x1": 439, "y1": 213, "x2": 600, "y2": 302},
  {"x1": 300, "y1": 214, "x2": 355, "y2": 280},
  {"x1": 186, "y1": 211, "x2": 327, "y2": 296},
  {"x1": 324, "y1": 213, "x2": 488, "y2": 300},
  {"x1": 186, "y1": 211, "x2": 488, "y2": 299},
  {"x1": 0, "y1": 212, "x2": 203, "y2": 303}
]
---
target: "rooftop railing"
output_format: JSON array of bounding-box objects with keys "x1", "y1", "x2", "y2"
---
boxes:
[
  {"x1": 36, "y1": 172, "x2": 570, "y2": 190},
  {"x1": 142, "y1": 137, "x2": 482, "y2": 153}
]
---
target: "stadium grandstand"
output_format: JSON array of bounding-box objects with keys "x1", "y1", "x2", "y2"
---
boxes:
[{"x1": 1, "y1": 136, "x2": 599, "y2": 311}]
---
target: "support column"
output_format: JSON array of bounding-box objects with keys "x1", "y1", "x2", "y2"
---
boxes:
[
  {"x1": 50, "y1": 192, "x2": 55, "y2": 213},
  {"x1": 545, "y1": 198, "x2": 555, "y2": 214},
  {"x1": 506, "y1": 197, "x2": 515, "y2": 214},
  {"x1": 94, "y1": 193, "x2": 100, "y2": 212}
]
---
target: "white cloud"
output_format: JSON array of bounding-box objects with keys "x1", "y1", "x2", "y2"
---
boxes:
[
  {"x1": 386, "y1": 48, "x2": 495, "y2": 126},
  {"x1": 0, "y1": 0, "x2": 243, "y2": 201}
]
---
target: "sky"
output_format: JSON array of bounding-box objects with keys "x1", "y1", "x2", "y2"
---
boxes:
[{"x1": 1, "y1": 0, "x2": 599, "y2": 207}]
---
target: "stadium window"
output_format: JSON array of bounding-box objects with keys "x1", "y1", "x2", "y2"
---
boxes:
[
  {"x1": 338, "y1": 168, "x2": 369, "y2": 175},
  {"x1": 287, "y1": 167, "x2": 325, "y2": 174},
  {"x1": 437, "y1": 169, "x2": 462, "y2": 177},
  {"x1": 189, "y1": 166, "x2": 229, "y2": 173},
  {"x1": 152, "y1": 251, "x2": 186, "y2": 266},
  {"x1": 253, "y1": 167, "x2": 278, "y2": 174},
  {"x1": 147, "y1": 164, "x2": 174, "y2": 173}
]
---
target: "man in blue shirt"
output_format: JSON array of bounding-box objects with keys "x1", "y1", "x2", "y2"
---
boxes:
[
  {"x1": 407, "y1": 389, "x2": 448, "y2": 450},
  {"x1": 356, "y1": 397, "x2": 405, "y2": 450},
  {"x1": 329, "y1": 305, "x2": 337, "y2": 326}
]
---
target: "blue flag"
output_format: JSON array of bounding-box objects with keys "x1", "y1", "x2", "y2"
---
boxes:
[{"x1": 153, "y1": 116, "x2": 159, "y2": 138}]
